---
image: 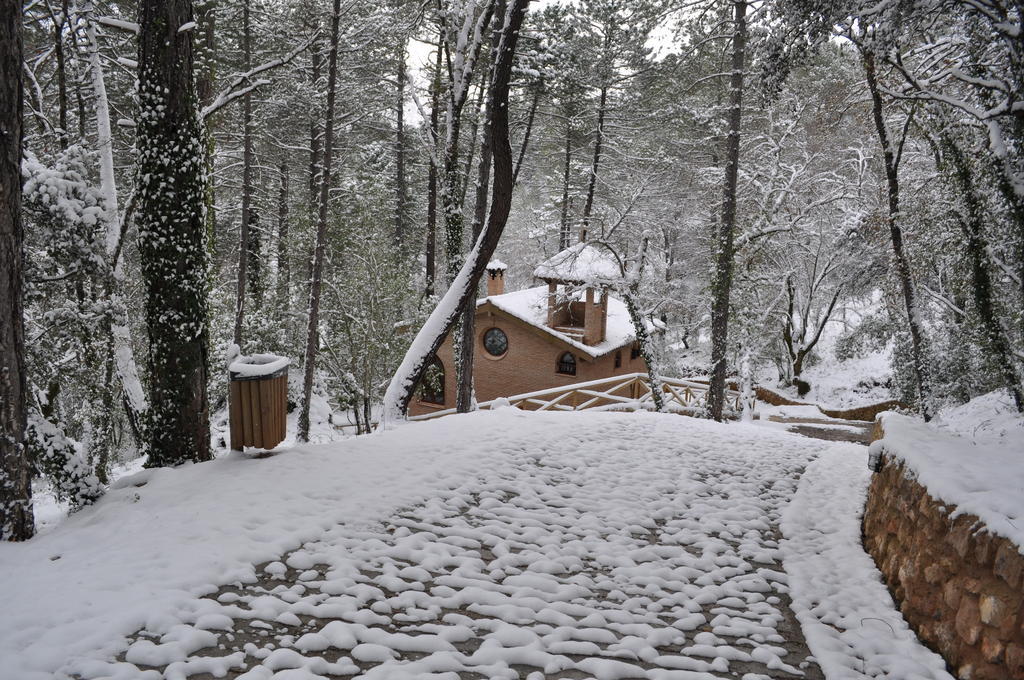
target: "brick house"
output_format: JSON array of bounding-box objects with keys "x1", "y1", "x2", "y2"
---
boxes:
[{"x1": 410, "y1": 244, "x2": 662, "y2": 416}]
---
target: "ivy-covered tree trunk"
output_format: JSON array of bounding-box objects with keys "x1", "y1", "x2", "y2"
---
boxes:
[
  {"x1": 0, "y1": 0, "x2": 34, "y2": 541},
  {"x1": 137, "y1": 0, "x2": 212, "y2": 467},
  {"x1": 707, "y1": 0, "x2": 747, "y2": 422},
  {"x1": 944, "y1": 136, "x2": 1024, "y2": 412}
]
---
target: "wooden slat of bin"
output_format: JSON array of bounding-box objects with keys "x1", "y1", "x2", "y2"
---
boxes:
[
  {"x1": 229, "y1": 381, "x2": 243, "y2": 450},
  {"x1": 277, "y1": 375, "x2": 287, "y2": 442},
  {"x1": 240, "y1": 381, "x2": 252, "y2": 447},
  {"x1": 259, "y1": 378, "x2": 274, "y2": 449},
  {"x1": 246, "y1": 381, "x2": 260, "y2": 448}
]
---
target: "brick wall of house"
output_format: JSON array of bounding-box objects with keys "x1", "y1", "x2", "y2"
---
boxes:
[
  {"x1": 863, "y1": 432, "x2": 1024, "y2": 680},
  {"x1": 409, "y1": 305, "x2": 644, "y2": 416}
]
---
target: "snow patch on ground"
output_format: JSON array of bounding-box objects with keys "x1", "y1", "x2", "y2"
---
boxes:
[
  {"x1": 932, "y1": 388, "x2": 1024, "y2": 450},
  {"x1": 875, "y1": 411, "x2": 1024, "y2": 552},
  {"x1": 781, "y1": 445, "x2": 954, "y2": 680}
]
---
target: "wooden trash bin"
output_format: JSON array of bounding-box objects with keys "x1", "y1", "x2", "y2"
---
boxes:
[{"x1": 228, "y1": 353, "x2": 289, "y2": 451}]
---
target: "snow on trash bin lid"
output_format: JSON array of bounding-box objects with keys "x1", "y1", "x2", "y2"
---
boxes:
[{"x1": 229, "y1": 353, "x2": 289, "y2": 380}]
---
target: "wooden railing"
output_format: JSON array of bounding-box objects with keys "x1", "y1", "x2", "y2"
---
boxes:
[{"x1": 408, "y1": 372, "x2": 746, "y2": 421}]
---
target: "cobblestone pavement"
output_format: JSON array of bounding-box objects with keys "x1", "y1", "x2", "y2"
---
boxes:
[{"x1": 85, "y1": 417, "x2": 831, "y2": 680}]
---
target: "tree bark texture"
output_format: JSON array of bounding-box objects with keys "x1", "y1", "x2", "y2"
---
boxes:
[
  {"x1": 707, "y1": 0, "x2": 747, "y2": 422},
  {"x1": 862, "y1": 49, "x2": 932, "y2": 420},
  {"x1": 511, "y1": 81, "x2": 541, "y2": 190},
  {"x1": 559, "y1": 120, "x2": 573, "y2": 250},
  {"x1": 0, "y1": 0, "x2": 34, "y2": 540},
  {"x1": 137, "y1": 0, "x2": 211, "y2": 466},
  {"x1": 297, "y1": 0, "x2": 341, "y2": 442},
  {"x1": 394, "y1": 30, "x2": 409, "y2": 251}
]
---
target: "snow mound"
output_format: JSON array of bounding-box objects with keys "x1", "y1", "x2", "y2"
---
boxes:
[{"x1": 933, "y1": 388, "x2": 1024, "y2": 449}]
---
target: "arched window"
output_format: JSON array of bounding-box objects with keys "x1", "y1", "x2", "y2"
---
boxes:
[
  {"x1": 556, "y1": 352, "x2": 576, "y2": 376},
  {"x1": 419, "y1": 357, "x2": 445, "y2": 404}
]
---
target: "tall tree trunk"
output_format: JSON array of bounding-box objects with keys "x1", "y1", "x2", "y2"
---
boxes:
[
  {"x1": 306, "y1": 39, "x2": 322, "y2": 288},
  {"x1": 559, "y1": 118, "x2": 572, "y2": 250},
  {"x1": 455, "y1": 3, "x2": 503, "y2": 414},
  {"x1": 137, "y1": 0, "x2": 211, "y2": 466},
  {"x1": 1, "y1": 0, "x2": 34, "y2": 540},
  {"x1": 54, "y1": 0, "x2": 69, "y2": 148},
  {"x1": 945, "y1": 137, "x2": 1024, "y2": 412},
  {"x1": 394, "y1": 23, "x2": 408, "y2": 252},
  {"x1": 297, "y1": 0, "x2": 340, "y2": 442},
  {"x1": 511, "y1": 81, "x2": 540, "y2": 190},
  {"x1": 707, "y1": 0, "x2": 747, "y2": 422},
  {"x1": 195, "y1": 0, "x2": 217, "y2": 250},
  {"x1": 424, "y1": 29, "x2": 443, "y2": 297},
  {"x1": 277, "y1": 161, "x2": 290, "y2": 309},
  {"x1": 384, "y1": 0, "x2": 531, "y2": 422},
  {"x1": 459, "y1": 85, "x2": 486, "y2": 208},
  {"x1": 580, "y1": 84, "x2": 607, "y2": 242},
  {"x1": 233, "y1": 0, "x2": 253, "y2": 347},
  {"x1": 83, "y1": 6, "x2": 149, "y2": 443},
  {"x1": 862, "y1": 49, "x2": 932, "y2": 420}
]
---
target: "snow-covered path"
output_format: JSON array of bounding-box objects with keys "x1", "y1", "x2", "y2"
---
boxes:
[{"x1": 1, "y1": 410, "x2": 952, "y2": 680}]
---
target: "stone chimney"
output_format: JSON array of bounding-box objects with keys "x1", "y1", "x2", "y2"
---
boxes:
[{"x1": 485, "y1": 260, "x2": 507, "y2": 297}]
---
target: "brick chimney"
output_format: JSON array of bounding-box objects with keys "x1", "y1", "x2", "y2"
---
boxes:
[{"x1": 485, "y1": 260, "x2": 507, "y2": 297}]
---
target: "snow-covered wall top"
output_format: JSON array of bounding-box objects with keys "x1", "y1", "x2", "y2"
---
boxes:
[{"x1": 873, "y1": 412, "x2": 1024, "y2": 553}]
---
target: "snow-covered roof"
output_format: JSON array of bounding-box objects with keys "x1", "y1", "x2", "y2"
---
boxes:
[
  {"x1": 533, "y1": 243, "x2": 621, "y2": 285},
  {"x1": 478, "y1": 285, "x2": 661, "y2": 359}
]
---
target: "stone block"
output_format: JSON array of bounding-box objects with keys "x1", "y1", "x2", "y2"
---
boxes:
[
  {"x1": 957, "y1": 595, "x2": 982, "y2": 645},
  {"x1": 925, "y1": 563, "x2": 948, "y2": 585},
  {"x1": 949, "y1": 523, "x2": 973, "y2": 559},
  {"x1": 980, "y1": 632, "x2": 1005, "y2": 663},
  {"x1": 963, "y1": 577, "x2": 984, "y2": 594},
  {"x1": 974, "y1": 532, "x2": 994, "y2": 568},
  {"x1": 1007, "y1": 643, "x2": 1024, "y2": 675},
  {"x1": 994, "y1": 543, "x2": 1022, "y2": 589},
  {"x1": 944, "y1": 580, "x2": 962, "y2": 610},
  {"x1": 979, "y1": 594, "x2": 1007, "y2": 627}
]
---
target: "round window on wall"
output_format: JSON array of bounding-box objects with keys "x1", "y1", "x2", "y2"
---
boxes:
[{"x1": 483, "y1": 327, "x2": 508, "y2": 357}]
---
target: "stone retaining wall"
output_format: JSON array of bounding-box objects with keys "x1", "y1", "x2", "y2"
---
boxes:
[{"x1": 864, "y1": 438, "x2": 1024, "y2": 679}]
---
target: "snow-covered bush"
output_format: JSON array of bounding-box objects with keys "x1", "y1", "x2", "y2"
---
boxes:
[{"x1": 26, "y1": 414, "x2": 104, "y2": 510}]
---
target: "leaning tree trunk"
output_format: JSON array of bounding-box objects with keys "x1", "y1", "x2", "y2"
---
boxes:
[
  {"x1": 297, "y1": 0, "x2": 341, "y2": 442},
  {"x1": 707, "y1": 0, "x2": 747, "y2": 422},
  {"x1": 232, "y1": 0, "x2": 253, "y2": 347},
  {"x1": 383, "y1": 0, "x2": 531, "y2": 423},
  {"x1": 862, "y1": 49, "x2": 932, "y2": 420},
  {"x1": 0, "y1": 0, "x2": 34, "y2": 540},
  {"x1": 137, "y1": 0, "x2": 211, "y2": 466}
]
